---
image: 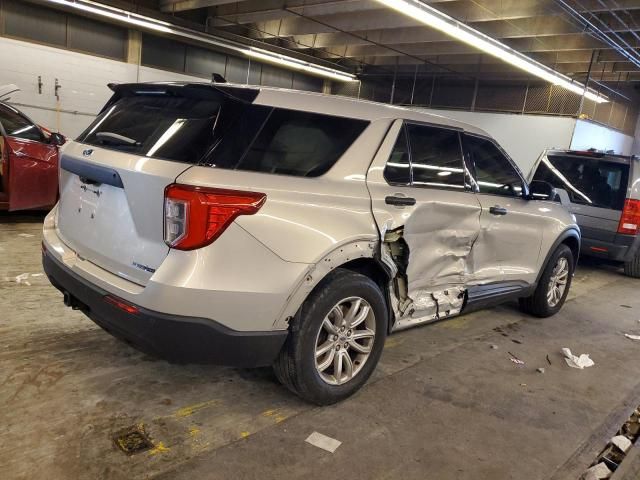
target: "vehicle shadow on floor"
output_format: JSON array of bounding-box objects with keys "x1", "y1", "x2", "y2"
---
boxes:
[{"x1": 0, "y1": 210, "x2": 48, "y2": 224}]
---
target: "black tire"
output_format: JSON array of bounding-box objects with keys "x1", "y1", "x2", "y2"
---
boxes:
[
  {"x1": 624, "y1": 251, "x2": 640, "y2": 278},
  {"x1": 519, "y1": 244, "x2": 574, "y2": 318},
  {"x1": 273, "y1": 268, "x2": 388, "y2": 405}
]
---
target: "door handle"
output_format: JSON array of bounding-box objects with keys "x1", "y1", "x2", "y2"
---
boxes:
[
  {"x1": 489, "y1": 206, "x2": 508, "y2": 216},
  {"x1": 385, "y1": 195, "x2": 416, "y2": 207}
]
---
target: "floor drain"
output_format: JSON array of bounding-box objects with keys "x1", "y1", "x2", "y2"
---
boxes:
[{"x1": 113, "y1": 424, "x2": 154, "y2": 455}]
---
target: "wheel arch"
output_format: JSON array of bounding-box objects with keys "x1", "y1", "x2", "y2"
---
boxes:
[
  {"x1": 272, "y1": 240, "x2": 393, "y2": 330},
  {"x1": 535, "y1": 227, "x2": 581, "y2": 286}
]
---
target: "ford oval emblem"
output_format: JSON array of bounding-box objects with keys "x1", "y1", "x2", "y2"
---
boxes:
[{"x1": 82, "y1": 149, "x2": 94, "y2": 157}]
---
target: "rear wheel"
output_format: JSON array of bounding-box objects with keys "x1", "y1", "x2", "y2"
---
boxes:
[
  {"x1": 624, "y1": 251, "x2": 640, "y2": 278},
  {"x1": 520, "y1": 244, "x2": 574, "y2": 318},
  {"x1": 273, "y1": 269, "x2": 387, "y2": 405}
]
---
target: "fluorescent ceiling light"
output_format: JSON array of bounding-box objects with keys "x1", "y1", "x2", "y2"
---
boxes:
[
  {"x1": 374, "y1": 0, "x2": 608, "y2": 103},
  {"x1": 245, "y1": 48, "x2": 357, "y2": 82},
  {"x1": 43, "y1": 0, "x2": 356, "y2": 83}
]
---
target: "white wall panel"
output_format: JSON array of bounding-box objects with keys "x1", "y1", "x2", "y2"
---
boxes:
[{"x1": 570, "y1": 120, "x2": 635, "y2": 156}]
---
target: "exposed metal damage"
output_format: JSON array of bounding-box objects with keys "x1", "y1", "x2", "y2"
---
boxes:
[{"x1": 380, "y1": 202, "x2": 487, "y2": 331}]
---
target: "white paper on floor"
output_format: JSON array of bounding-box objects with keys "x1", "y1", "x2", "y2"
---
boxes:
[
  {"x1": 562, "y1": 348, "x2": 595, "y2": 369},
  {"x1": 305, "y1": 432, "x2": 342, "y2": 453},
  {"x1": 611, "y1": 435, "x2": 632, "y2": 453},
  {"x1": 582, "y1": 462, "x2": 612, "y2": 479},
  {"x1": 624, "y1": 333, "x2": 640, "y2": 341}
]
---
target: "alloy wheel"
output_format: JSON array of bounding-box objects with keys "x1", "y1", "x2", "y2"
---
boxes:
[{"x1": 547, "y1": 257, "x2": 569, "y2": 307}]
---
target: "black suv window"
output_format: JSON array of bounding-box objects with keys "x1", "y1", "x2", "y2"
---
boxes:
[
  {"x1": 81, "y1": 91, "x2": 368, "y2": 176},
  {"x1": 383, "y1": 126, "x2": 411, "y2": 185},
  {"x1": 0, "y1": 105, "x2": 43, "y2": 142},
  {"x1": 407, "y1": 124, "x2": 464, "y2": 189},
  {"x1": 464, "y1": 135, "x2": 523, "y2": 197},
  {"x1": 532, "y1": 154, "x2": 629, "y2": 210},
  {"x1": 226, "y1": 109, "x2": 368, "y2": 177}
]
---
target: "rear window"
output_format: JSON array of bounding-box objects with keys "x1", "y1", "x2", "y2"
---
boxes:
[
  {"x1": 532, "y1": 154, "x2": 629, "y2": 210},
  {"x1": 79, "y1": 91, "x2": 368, "y2": 177}
]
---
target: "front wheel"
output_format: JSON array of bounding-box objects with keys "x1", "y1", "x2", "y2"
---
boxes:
[
  {"x1": 519, "y1": 244, "x2": 574, "y2": 318},
  {"x1": 273, "y1": 269, "x2": 388, "y2": 405}
]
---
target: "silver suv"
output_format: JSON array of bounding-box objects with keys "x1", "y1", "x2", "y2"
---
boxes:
[
  {"x1": 43, "y1": 83, "x2": 580, "y2": 404},
  {"x1": 530, "y1": 149, "x2": 640, "y2": 277}
]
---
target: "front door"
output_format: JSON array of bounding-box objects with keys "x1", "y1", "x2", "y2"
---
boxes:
[
  {"x1": 367, "y1": 119, "x2": 482, "y2": 327},
  {"x1": 463, "y1": 133, "x2": 544, "y2": 286},
  {"x1": 0, "y1": 104, "x2": 59, "y2": 211}
]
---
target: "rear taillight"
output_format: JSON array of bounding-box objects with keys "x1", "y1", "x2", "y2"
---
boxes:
[
  {"x1": 164, "y1": 184, "x2": 266, "y2": 250},
  {"x1": 617, "y1": 199, "x2": 640, "y2": 235}
]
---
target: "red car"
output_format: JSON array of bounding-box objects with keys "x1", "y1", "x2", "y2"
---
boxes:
[{"x1": 0, "y1": 102, "x2": 64, "y2": 211}]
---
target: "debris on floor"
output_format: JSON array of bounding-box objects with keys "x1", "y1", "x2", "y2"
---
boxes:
[
  {"x1": 546, "y1": 354, "x2": 552, "y2": 365},
  {"x1": 624, "y1": 333, "x2": 640, "y2": 341},
  {"x1": 508, "y1": 352, "x2": 525, "y2": 365},
  {"x1": 582, "y1": 406, "x2": 640, "y2": 477},
  {"x1": 490, "y1": 344, "x2": 499, "y2": 350},
  {"x1": 3, "y1": 272, "x2": 45, "y2": 286},
  {"x1": 113, "y1": 424, "x2": 155, "y2": 455},
  {"x1": 305, "y1": 432, "x2": 342, "y2": 453},
  {"x1": 17, "y1": 233, "x2": 35, "y2": 238},
  {"x1": 582, "y1": 462, "x2": 612, "y2": 479},
  {"x1": 562, "y1": 348, "x2": 595, "y2": 369},
  {"x1": 536, "y1": 368, "x2": 546, "y2": 374}
]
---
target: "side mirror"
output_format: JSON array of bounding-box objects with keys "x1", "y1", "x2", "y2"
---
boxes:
[
  {"x1": 528, "y1": 180, "x2": 556, "y2": 201},
  {"x1": 49, "y1": 132, "x2": 66, "y2": 147}
]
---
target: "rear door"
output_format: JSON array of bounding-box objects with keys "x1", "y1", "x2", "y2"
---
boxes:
[
  {"x1": 56, "y1": 85, "x2": 248, "y2": 286},
  {"x1": 463, "y1": 134, "x2": 544, "y2": 285},
  {"x1": 367, "y1": 120, "x2": 482, "y2": 323},
  {"x1": 0, "y1": 104, "x2": 58, "y2": 211}
]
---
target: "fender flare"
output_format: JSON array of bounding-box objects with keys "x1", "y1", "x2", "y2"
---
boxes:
[
  {"x1": 534, "y1": 227, "x2": 581, "y2": 286},
  {"x1": 271, "y1": 238, "x2": 378, "y2": 330}
]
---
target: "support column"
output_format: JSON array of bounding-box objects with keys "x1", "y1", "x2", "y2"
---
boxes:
[{"x1": 126, "y1": 30, "x2": 142, "y2": 65}]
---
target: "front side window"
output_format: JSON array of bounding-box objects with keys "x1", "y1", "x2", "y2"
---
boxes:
[
  {"x1": 532, "y1": 154, "x2": 629, "y2": 210},
  {"x1": 465, "y1": 135, "x2": 523, "y2": 197},
  {"x1": 0, "y1": 106, "x2": 43, "y2": 142},
  {"x1": 407, "y1": 124, "x2": 465, "y2": 189}
]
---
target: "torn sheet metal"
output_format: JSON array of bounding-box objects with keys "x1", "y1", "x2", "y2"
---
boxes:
[{"x1": 382, "y1": 200, "x2": 487, "y2": 329}]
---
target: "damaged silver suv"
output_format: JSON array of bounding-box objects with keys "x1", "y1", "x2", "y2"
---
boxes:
[{"x1": 43, "y1": 82, "x2": 580, "y2": 405}]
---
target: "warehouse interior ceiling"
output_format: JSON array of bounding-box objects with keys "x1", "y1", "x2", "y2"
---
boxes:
[{"x1": 25, "y1": 0, "x2": 640, "y2": 133}]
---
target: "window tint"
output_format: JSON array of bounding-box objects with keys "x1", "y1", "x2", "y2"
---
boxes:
[
  {"x1": 81, "y1": 95, "x2": 224, "y2": 163},
  {"x1": 465, "y1": 135, "x2": 523, "y2": 197},
  {"x1": 383, "y1": 127, "x2": 411, "y2": 185},
  {"x1": 0, "y1": 106, "x2": 43, "y2": 142},
  {"x1": 222, "y1": 109, "x2": 368, "y2": 177},
  {"x1": 407, "y1": 124, "x2": 464, "y2": 189},
  {"x1": 533, "y1": 154, "x2": 629, "y2": 210}
]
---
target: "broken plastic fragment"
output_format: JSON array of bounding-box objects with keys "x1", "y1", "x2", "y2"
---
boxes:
[
  {"x1": 508, "y1": 352, "x2": 525, "y2": 365},
  {"x1": 562, "y1": 348, "x2": 595, "y2": 369},
  {"x1": 18, "y1": 233, "x2": 35, "y2": 238},
  {"x1": 536, "y1": 368, "x2": 545, "y2": 374},
  {"x1": 624, "y1": 333, "x2": 640, "y2": 341},
  {"x1": 611, "y1": 435, "x2": 632, "y2": 453}
]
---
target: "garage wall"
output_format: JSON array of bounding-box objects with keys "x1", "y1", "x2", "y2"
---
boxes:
[
  {"x1": 416, "y1": 108, "x2": 576, "y2": 176},
  {"x1": 633, "y1": 118, "x2": 640, "y2": 156},
  {"x1": 570, "y1": 120, "x2": 636, "y2": 156}
]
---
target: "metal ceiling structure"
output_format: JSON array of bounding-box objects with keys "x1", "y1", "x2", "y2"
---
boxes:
[{"x1": 154, "y1": 0, "x2": 640, "y2": 86}]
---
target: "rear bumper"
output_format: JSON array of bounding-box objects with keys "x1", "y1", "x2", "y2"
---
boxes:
[
  {"x1": 43, "y1": 251, "x2": 288, "y2": 367},
  {"x1": 580, "y1": 234, "x2": 639, "y2": 262}
]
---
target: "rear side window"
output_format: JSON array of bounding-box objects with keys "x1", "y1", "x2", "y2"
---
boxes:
[
  {"x1": 383, "y1": 123, "x2": 465, "y2": 189},
  {"x1": 0, "y1": 105, "x2": 43, "y2": 142},
  {"x1": 216, "y1": 109, "x2": 368, "y2": 177},
  {"x1": 464, "y1": 135, "x2": 523, "y2": 197},
  {"x1": 533, "y1": 154, "x2": 629, "y2": 210},
  {"x1": 407, "y1": 124, "x2": 464, "y2": 189}
]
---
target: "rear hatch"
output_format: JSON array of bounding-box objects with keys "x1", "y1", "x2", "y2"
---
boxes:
[
  {"x1": 56, "y1": 83, "x2": 259, "y2": 285},
  {"x1": 530, "y1": 151, "x2": 630, "y2": 241}
]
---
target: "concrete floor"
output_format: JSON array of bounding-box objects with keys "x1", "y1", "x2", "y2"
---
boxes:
[{"x1": 2, "y1": 213, "x2": 640, "y2": 480}]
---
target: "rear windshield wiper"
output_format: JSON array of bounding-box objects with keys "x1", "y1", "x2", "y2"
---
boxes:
[{"x1": 95, "y1": 131, "x2": 141, "y2": 147}]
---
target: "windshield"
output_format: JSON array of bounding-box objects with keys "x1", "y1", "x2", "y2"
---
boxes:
[{"x1": 533, "y1": 154, "x2": 629, "y2": 210}]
